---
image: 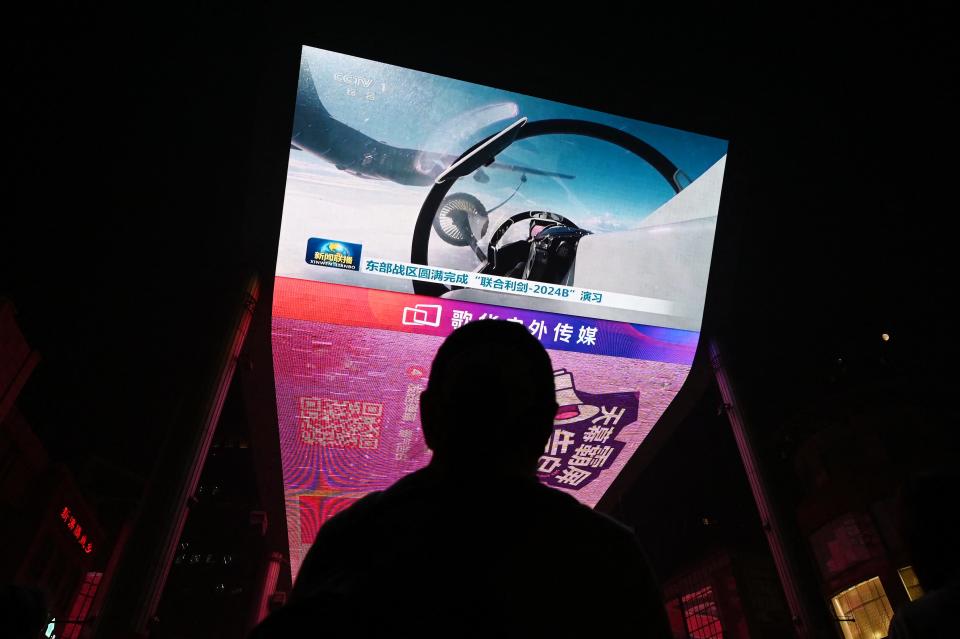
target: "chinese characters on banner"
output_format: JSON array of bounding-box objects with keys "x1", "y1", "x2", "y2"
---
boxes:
[
  {"x1": 535, "y1": 371, "x2": 639, "y2": 491},
  {"x1": 449, "y1": 311, "x2": 599, "y2": 349},
  {"x1": 363, "y1": 259, "x2": 605, "y2": 306},
  {"x1": 396, "y1": 382, "x2": 423, "y2": 460},
  {"x1": 366, "y1": 261, "x2": 470, "y2": 285},
  {"x1": 60, "y1": 506, "x2": 94, "y2": 554}
]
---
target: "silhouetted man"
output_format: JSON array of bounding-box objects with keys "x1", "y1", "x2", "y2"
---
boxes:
[{"x1": 252, "y1": 320, "x2": 670, "y2": 637}]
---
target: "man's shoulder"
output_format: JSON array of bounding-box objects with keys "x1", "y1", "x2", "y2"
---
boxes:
[
  {"x1": 536, "y1": 483, "x2": 641, "y2": 542},
  {"x1": 324, "y1": 469, "x2": 640, "y2": 549}
]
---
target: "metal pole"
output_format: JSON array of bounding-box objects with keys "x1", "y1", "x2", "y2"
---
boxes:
[
  {"x1": 708, "y1": 338, "x2": 817, "y2": 639},
  {"x1": 94, "y1": 272, "x2": 259, "y2": 638},
  {"x1": 251, "y1": 551, "x2": 284, "y2": 629}
]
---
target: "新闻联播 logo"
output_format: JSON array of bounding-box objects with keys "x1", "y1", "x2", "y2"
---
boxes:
[{"x1": 305, "y1": 238, "x2": 362, "y2": 271}]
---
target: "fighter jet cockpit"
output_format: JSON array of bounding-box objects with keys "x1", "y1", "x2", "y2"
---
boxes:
[
  {"x1": 410, "y1": 116, "x2": 723, "y2": 330},
  {"x1": 418, "y1": 117, "x2": 678, "y2": 279}
]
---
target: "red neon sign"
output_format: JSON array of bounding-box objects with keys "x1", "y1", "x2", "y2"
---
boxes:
[{"x1": 59, "y1": 506, "x2": 94, "y2": 554}]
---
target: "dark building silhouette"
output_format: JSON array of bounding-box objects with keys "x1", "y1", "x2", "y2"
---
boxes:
[
  {"x1": 152, "y1": 292, "x2": 292, "y2": 638},
  {"x1": 784, "y1": 385, "x2": 950, "y2": 639},
  {"x1": 624, "y1": 383, "x2": 795, "y2": 639},
  {"x1": 1, "y1": 300, "x2": 110, "y2": 637},
  {"x1": 153, "y1": 381, "x2": 272, "y2": 637},
  {"x1": 713, "y1": 331, "x2": 956, "y2": 639}
]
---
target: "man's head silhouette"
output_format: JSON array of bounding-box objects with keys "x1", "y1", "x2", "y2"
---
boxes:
[{"x1": 420, "y1": 320, "x2": 558, "y2": 477}]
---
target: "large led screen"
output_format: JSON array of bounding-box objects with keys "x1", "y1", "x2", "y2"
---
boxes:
[{"x1": 273, "y1": 46, "x2": 728, "y2": 578}]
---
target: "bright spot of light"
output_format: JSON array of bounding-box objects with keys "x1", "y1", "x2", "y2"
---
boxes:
[{"x1": 881, "y1": 333, "x2": 890, "y2": 342}]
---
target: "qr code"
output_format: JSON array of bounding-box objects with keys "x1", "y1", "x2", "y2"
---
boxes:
[{"x1": 298, "y1": 397, "x2": 383, "y2": 449}]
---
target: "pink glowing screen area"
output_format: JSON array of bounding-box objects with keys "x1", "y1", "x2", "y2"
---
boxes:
[{"x1": 272, "y1": 278, "x2": 697, "y2": 577}]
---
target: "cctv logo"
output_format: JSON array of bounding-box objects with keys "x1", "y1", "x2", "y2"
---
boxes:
[
  {"x1": 402, "y1": 304, "x2": 442, "y2": 327},
  {"x1": 334, "y1": 72, "x2": 374, "y2": 88}
]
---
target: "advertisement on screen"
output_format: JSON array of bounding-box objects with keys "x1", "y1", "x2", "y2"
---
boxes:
[{"x1": 273, "y1": 45, "x2": 727, "y2": 577}]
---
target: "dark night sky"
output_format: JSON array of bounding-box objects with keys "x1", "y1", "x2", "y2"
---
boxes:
[{"x1": 3, "y1": 7, "x2": 956, "y2": 535}]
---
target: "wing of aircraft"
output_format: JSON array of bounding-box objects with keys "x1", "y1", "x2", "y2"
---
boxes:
[{"x1": 290, "y1": 64, "x2": 574, "y2": 185}]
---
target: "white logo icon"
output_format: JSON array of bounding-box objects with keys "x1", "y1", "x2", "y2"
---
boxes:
[{"x1": 402, "y1": 304, "x2": 442, "y2": 327}]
